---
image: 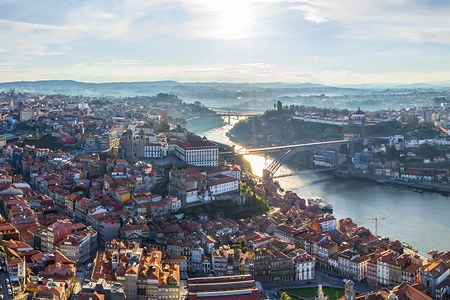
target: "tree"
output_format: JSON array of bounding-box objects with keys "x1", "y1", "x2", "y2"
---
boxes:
[
  {"x1": 281, "y1": 292, "x2": 292, "y2": 300},
  {"x1": 277, "y1": 100, "x2": 283, "y2": 112}
]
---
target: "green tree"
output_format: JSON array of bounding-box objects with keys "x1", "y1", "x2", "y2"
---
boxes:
[{"x1": 277, "y1": 100, "x2": 283, "y2": 112}]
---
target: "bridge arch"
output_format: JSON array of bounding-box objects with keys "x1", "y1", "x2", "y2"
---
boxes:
[{"x1": 262, "y1": 145, "x2": 341, "y2": 178}]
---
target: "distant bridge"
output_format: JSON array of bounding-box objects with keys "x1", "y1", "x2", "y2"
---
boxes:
[
  {"x1": 186, "y1": 111, "x2": 262, "y2": 123},
  {"x1": 199, "y1": 112, "x2": 263, "y2": 117},
  {"x1": 207, "y1": 106, "x2": 266, "y2": 113},
  {"x1": 262, "y1": 140, "x2": 360, "y2": 178},
  {"x1": 220, "y1": 138, "x2": 363, "y2": 178},
  {"x1": 241, "y1": 139, "x2": 361, "y2": 154}
]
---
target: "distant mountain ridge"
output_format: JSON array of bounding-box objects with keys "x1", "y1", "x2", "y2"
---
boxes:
[
  {"x1": 1, "y1": 79, "x2": 448, "y2": 101},
  {"x1": 0, "y1": 80, "x2": 357, "y2": 98}
]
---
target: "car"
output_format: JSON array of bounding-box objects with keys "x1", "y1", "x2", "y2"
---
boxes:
[
  {"x1": 5, "y1": 279, "x2": 9, "y2": 283},
  {"x1": 7, "y1": 289, "x2": 11, "y2": 295}
]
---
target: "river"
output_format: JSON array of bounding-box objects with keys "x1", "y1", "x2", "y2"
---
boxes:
[{"x1": 187, "y1": 117, "x2": 450, "y2": 254}]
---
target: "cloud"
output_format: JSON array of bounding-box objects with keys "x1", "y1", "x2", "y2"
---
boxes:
[
  {"x1": 74, "y1": 60, "x2": 154, "y2": 67},
  {"x1": 0, "y1": 19, "x2": 67, "y2": 31},
  {"x1": 1, "y1": 0, "x2": 450, "y2": 84},
  {"x1": 290, "y1": 0, "x2": 450, "y2": 44},
  {"x1": 290, "y1": 4, "x2": 328, "y2": 23}
]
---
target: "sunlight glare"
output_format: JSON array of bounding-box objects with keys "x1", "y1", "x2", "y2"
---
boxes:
[{"x1": 209, "y1": 0, "x2": 258, "y2": 39}]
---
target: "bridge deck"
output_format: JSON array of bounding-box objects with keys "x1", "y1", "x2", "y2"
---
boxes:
[{"x1": 242, "y1": 139, "x2": 360, "y2": 153}]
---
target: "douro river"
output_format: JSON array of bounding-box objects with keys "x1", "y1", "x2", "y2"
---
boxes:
[{"x1": 188, "y1": 117, "x2": 450, "y2": 254}]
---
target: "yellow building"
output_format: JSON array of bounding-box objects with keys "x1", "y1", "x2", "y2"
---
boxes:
[{"x1": 114, "y1": 187, "x2": 130, "y2": 203}]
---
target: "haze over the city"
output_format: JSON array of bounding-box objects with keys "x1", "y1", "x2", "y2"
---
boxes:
[{"x1": 2, "y1": 0, "x2": 450, "y2": 85}]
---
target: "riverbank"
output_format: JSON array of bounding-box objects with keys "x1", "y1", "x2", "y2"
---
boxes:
[
  {"x1": 185, "y1": 115, "x2": 225, "y2": 134},
  {"x1": 346, "y1": 172, "x2": 450, "y2": 194}
]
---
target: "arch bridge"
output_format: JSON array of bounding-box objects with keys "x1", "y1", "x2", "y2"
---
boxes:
[{"x1": 237, "y1": 139, "x2": 362, "y2": 179}]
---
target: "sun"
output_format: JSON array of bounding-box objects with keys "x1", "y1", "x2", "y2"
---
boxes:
[{"x1": 205, "y1": 0, "x2": 259, "y2": 39}]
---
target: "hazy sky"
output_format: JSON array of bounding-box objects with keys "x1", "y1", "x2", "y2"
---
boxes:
[{"x1": 1, "y1": 0, "x2": 450, "y2": 84}]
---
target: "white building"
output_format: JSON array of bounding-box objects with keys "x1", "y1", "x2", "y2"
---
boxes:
[
  {"x1": 58, "y1": 228, "x2": 98, "y2": 265},
  {"x1": 175, "y1": 141, "x2": 219, "y2": 167},
  {"x1": 294, "y1": 252, "x2": 316, "y2": 281},
  {"x1": 144, "y1": 143, "x2": 164, "y2": 158},
  {"x1": 354, "y1": 256, "x2": 370, "y2": 282},
  {"x1": 167, "y1": 195, "x2": 182, "y2": 211},
  {"x1": 186, "y1": 189, "x2": 200, "y2": 204},
  {"x1": 317, "y1": 216, "x2": 337, "y2": 232},
  {"x1": 208, "y1": 175, "x2": 239, "y2": 197},
  {"x1": 191, "y1": 246, "x2": 204, "y2": 272},
  {"x1": 338, "y1": 250, "x2": 359, "y2": 278}
]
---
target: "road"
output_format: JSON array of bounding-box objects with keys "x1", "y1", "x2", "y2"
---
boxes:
[
  {"x1": 0, "y1": 257, "x2": 13, "y2": 300},
  {"x1": 72, "y1": 264, "x2": 93, "y2": 298}
]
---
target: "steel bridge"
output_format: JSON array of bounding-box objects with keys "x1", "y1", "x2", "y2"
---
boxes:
[{"x1": 224, "y1": 139, "x2": 362, "y2": 178}]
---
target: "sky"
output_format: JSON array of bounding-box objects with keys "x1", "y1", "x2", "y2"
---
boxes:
[{"x1": 1, "y1": 0, "x2": 450, "y2": 85}]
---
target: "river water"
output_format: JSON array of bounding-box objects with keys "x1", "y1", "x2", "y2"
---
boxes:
[{"x1": 188, "y1": 117, "x2": 450, "y2": 254}]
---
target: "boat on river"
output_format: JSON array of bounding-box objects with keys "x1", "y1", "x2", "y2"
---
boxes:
[
  {"x1": 401, "y1": 242, "x2": 418, "y2": 253},
  {"x1": 307, "y1": 196, "x2": 333, "y2": 213}
]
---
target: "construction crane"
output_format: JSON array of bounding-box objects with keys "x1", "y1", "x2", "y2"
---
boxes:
[{"x1": 367, "y1": 217, "x2": 385, "y2": 237}]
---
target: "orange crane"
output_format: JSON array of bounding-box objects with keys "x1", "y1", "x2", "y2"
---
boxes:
[{"x1": 367, "y1": 217, "x2": 385, "y2": 237}]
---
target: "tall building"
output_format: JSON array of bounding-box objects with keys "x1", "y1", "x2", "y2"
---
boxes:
[{"x1": 346, "y1": 108, "x2": 367, "y2": 137}]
